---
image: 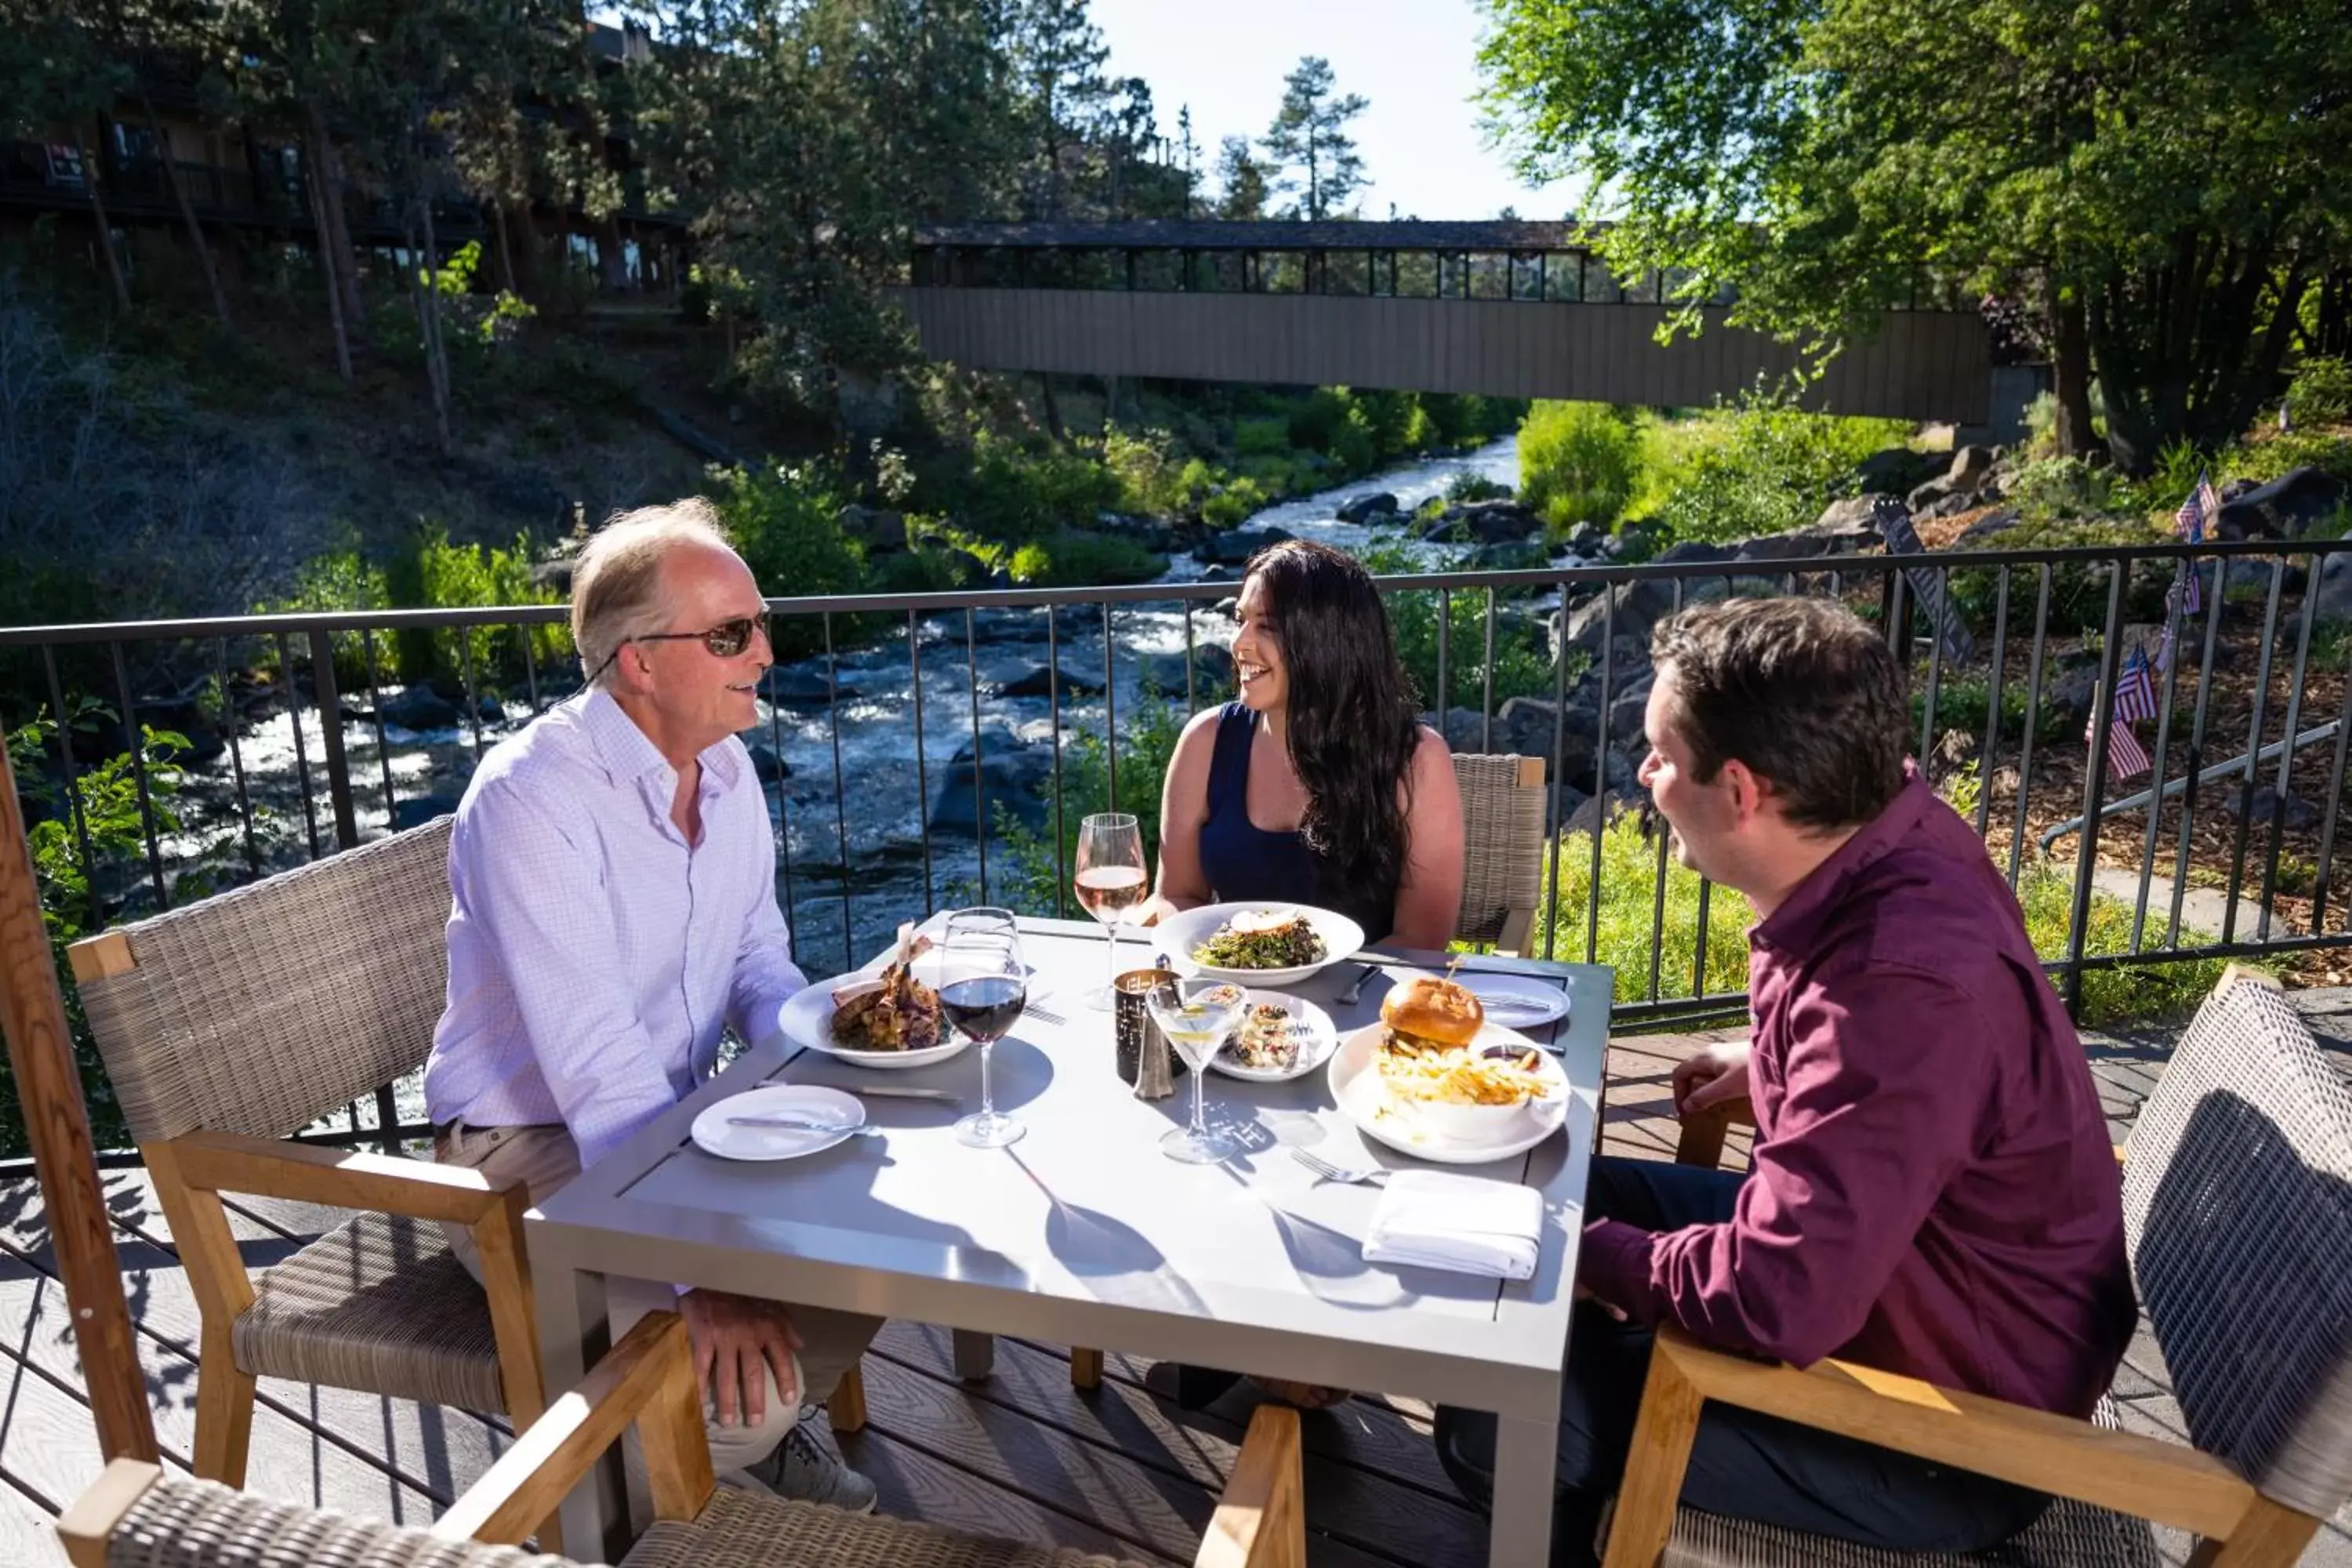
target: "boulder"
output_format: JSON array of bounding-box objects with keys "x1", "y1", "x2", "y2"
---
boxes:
[
  {"x1": 928, "y1": 728, "x2": 1054, "y2": 836},
  {"x1": 834, "y1": 504, "x2": 908, "y2": 552},
  {"x1": 2043, "y1": 658, "x2": 2100, "y2": 724},
  {"x1": 393, "y1": 793, "x2": 464, "y2": 831},
  {"x1": 1465, "y1": 539, "x2": 1549, "y2": 572},
  {"x1": 1553, "y1": 578, "x2": 1679, "y2": 662},
  {"x1": 740, "y1": 736, "x2": 792, "y2": 782},
  {"x1": 1907, "y1": 477, "x2": 1962, "y2": 513},
  {"x1": 1196, "y1": 526, "x2": 1293, "y2": 567},
  {"x1": 1607, "y1": 673, "x2": 1655, "y2": 745},
  {"x1": 1096, "y1": 512, "x2": 1177, "y2": 551},
  {"x1": 2312, "y1": 551, "x2": 2352, "y2": 624},
  {"x1": 1335, "y1": 492, "x2": 1399, "y2": 525},
  {"x1": 761, "y1": 666, "x2": 862, "y2": 708},
  {"x1": 1738, "y1": 510, "x2": 1882, "y2": 561},
  {"x1": 1566, "y1": 522, "x2": 1606, "y2": 554},
  {"x1": 1653, "y1": 539, "x2": 1735, "y2": 567},
  {"x1": 1812, "y1": 494, "x2": 1886, "y2": 535},
  {"x1": 1946, "y1": 445, "x2": 1998, "y2": 491},
  {"x1": 1918, "y1": 490, "x2": 1981, "y2": 522},
  {"x1": 1138, "y1": 642, "x2": 1235, "y2": 696},
  {"x1": 1956, "y1": 508, "x2": 2024, "y2": 543},
  {"x1": 2227, "y1": 785, "x2": 2322, "y2": 833},
  {"x1": 2212, "y1": 467, "x2": 2348, "y2": 541},
  {"x1": 997, "y1": 662, "x2": 1106, "y2": 699},
  {"x1": 1853, "y1": 447, "x2": 1937, "y2": 497},
  {"x1": 1446, "y1": 499, "x2": 1544, "y2": 544},
  {"x1": 379, "y1": 684, "x2": 463, "y2": 733},
  {"x1": 1566, "y1": 788, "x2": 1648, "y2": 840}
]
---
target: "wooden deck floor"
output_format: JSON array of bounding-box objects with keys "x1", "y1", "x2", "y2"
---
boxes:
[{"x1": 4, "y1": 1012, "x2": 2350, "y2": 1566}]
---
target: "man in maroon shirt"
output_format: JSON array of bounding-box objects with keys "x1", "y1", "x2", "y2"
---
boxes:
[{"x1": 1436, "y1": 596, "x2": 2136, "y2": 1563}]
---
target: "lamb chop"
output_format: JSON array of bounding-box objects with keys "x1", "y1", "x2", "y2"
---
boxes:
[{"x1": 831, "y1": 924, "x2": 943, "y2": 1050}]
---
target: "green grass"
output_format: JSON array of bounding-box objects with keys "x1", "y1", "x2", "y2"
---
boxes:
[{"x1": 1539, "y1": 815, "x2": 2226, "y2": 1025}]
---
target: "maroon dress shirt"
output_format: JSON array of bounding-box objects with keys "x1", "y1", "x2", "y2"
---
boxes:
[{"x1": 1581, "y1": 772, "x2": 2136, "y2": 1417}]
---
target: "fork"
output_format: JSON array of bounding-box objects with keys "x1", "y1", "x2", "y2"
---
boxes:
[
  {"x1": 1024, "y1": 1000, "x2": 1067, "y2": 1026},
  {"x1": 1291, "y1": 1147, "x2": 1388, "y2": 1185}
]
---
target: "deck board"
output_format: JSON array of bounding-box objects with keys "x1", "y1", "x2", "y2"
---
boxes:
[{"x1": 3, "y1": 1013, "x2": 2348, "y2": 1565}]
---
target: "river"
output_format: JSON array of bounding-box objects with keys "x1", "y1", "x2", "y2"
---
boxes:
[{"x1": 156, "y1": 437, "x2": 1523, "y2": 978}]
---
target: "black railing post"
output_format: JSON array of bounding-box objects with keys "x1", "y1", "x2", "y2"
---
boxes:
[
  {"x1": 308, "y1": 628, "x2": 360, "y2": 851},
  {"x1": 2063, "y1": 561, "x2": 2131, "y2": 1018}
]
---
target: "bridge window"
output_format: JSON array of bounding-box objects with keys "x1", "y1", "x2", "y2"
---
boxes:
[
  {"x1": 1396, "y1": 251, "x2": 1438, "y2": 296},
  {"x1": 1511, "y1": 252, "x2": 1543, "y2": 300},
  {"x1": 1468, "y1": 252, "x2": 1512, "y2": 299},
  {"x1": 1252, "y1": 251, "x2": 1307, "y2": 293},
  {"x1": 1323, "y1": 251, "x2": 1369, "y2": 296},
  {"x1": 1132, "y1": 249, "x2": 1184, "y2": 291},
  {"x1": 1543, "y1": 252, "x2": 1583, "y2": 301}
]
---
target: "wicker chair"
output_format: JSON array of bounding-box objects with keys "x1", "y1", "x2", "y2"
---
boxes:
[
  {"x1": 1450, "y1": 752, "x2": 1548, "y2": 958},
  {"x1": 63, "y1": 818, "x2": 558, "y2": 1503},
  {"x1": 1601, "y1": 965, "x2": 2352, "y2": 1566},
  {"x1": 60, "y1": 1310, "x2": 1309, "y2": 1568}
]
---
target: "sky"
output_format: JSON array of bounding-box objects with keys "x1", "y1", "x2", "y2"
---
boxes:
[{"x1": 1091, "y1": 0, "x2": 1571, "y2": 222}]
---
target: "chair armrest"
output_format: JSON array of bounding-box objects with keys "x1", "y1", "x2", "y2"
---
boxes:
[
  {"x1": 1602, "y1": 1327, "x2": 2256, "y2": 1566},
  {"x1": 1195, "y1": 1404, "x2": 1306, "y2": 1568},
  {"x1": 435, "y1": 1309, "x2": 712, "y2": 1546},
  {"x1": 58, "y1": 1458, "x2": 164, "y2": 1568},
  {"x1": 1671, "y1": 1095, "x2": 1755, "y2": 1169},
  {"x1": 168, "y1": 1128, "x2": 524, "y2": 1225}
]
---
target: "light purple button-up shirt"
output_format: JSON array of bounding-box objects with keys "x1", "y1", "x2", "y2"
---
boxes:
[{"x1": 423, "y1": 688, "x2": 806, "y2": 1171}]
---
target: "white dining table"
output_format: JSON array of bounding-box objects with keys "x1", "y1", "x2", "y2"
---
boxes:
[{"x1": 529, "y1": 915, "x2": 1610, "y2": 1566}]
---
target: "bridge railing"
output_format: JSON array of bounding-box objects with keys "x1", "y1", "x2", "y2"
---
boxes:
[{"x1": 5, "y1": 538, "x2": 2347, "y2": 1167}]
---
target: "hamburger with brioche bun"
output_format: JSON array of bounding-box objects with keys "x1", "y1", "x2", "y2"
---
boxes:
[{"x1": 1380, "y1": 974, "x2": 1484, "y2": 1052}]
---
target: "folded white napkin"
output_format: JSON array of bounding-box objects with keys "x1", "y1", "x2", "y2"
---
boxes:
[{"x1": 1362, "y1": 1170, "x2": 1545, "y2": 1280}]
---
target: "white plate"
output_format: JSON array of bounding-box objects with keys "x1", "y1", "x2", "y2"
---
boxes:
[
  {"x1": 1327, "y1": 1022, "x2": 1568, "y2": 1166},
  {"x1": 1394, "y1": 969, "x2": 1570, "y2": 1030},
  {"x1": 778, "y1": 973, "x2": 974, "y2": 1071},
  {"x1": 691, "y1": 1085, "x2": 866, "y2": 1161},
  {"x1": 1158, "y1": 902, "x2": 1367, "y2": 988},
  {"x1": 1209, "y1": 991, "x2": 1340, "y2": 1082}
]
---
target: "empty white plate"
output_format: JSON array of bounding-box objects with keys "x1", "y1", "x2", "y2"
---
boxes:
[{"x1": 691, "y1": 1085, "x2": 866, "y2": 1161}]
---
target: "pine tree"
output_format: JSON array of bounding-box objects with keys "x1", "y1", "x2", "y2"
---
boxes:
[
  {"x1": 1258, "y1": 55, "x2": 1367, "y2": 221},
  {"x1": 1214, "y1": 134, "x2": 1270, "y2": 220}
]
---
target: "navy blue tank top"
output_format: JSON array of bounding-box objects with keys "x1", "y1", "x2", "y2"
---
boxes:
[{"x1": 1195, "y1": 702, "x2": 1395, "y2": 946}]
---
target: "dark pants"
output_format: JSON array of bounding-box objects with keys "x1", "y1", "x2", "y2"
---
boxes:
[{"x1": 1433, "y1": 1157, "x2": 2051, "y2": 1566}]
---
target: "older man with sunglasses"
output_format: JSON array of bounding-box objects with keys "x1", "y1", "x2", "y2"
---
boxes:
[{"x1": 423, "y1": 500, "x2": 882, "y2": 1512}]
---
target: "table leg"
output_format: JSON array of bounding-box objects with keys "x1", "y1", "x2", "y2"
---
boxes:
[
  {"x1": 951, "y1": 1328, "x2": 996, "y2": 1381},
  {"x1": 1489, "y1": 1411, "x2": 1559, "y2": 1568},
  {"x1": 539, "y1": 1262, "x2": 619, "y2": 1560}
]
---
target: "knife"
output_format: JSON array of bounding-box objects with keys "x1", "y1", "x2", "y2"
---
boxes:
[
  {"x1": 831, "y1": 1085, "x2": 959, "y2": 1102},
  {"x1": 728, "y1": 1116, "x2": 880, "y2": 1135}
]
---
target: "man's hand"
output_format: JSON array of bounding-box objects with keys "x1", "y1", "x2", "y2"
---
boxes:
[
  {"x1": 1671, "y1": 1040, "x2": 1753, "y2": 1118},
  {"x1": 680, "y1": 1288, "x2": 803, "y2": 1427}
]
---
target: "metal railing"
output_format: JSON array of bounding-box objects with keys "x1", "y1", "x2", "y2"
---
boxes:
[{"x1": 6, "y1": 535, "x2": 2350, "y2": 1170}]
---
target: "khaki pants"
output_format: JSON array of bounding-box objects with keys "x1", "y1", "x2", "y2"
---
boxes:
[{"x1": 437, "y1": 1121, "x2": 880, "y2": 1476}]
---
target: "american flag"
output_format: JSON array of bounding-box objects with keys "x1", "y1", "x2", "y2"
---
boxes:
[
  {"x1": 2173, "y1": 474, "x2": 2218, "y2": 615},
  {"x1": 2088, "y1": 710, "x2": 2152, "y2": 781},
  {"x1": 2155, "y1": 613, "x2": 2177, "y2": 677},
  {"x1": 2111, "y1": 645, "x2": 2159, "y2": 724}
]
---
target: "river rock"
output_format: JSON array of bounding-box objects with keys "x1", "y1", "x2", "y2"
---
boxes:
[
  {"x1": 929, "y1": 727, "x2": 1053, "y2": 835},
  {"x1": 1465, "y1": 539, "x2": 1549, "y2": 572},
  {"x1": 2212, "y1": 467, "x2": 2347, "y2": 540},
  {"x1": 1552, "y1": 578, "x2": 1678, "y2": 663},
  {"x1": 2312, "y1": 552, "x2": 2352, "y2": 623},
  {"x1": 1907, "y1": 476, "x2": 1962, "y2": 513},
  {"x1": 1336, "y1": 492, "x2": 1399, "y2": 524},
  {"x1": 761, "y1": 666, "x2": 862, "y2": 707},
  {"x1": 1094, "y1": 512, "x2": 1176, "y2": 552},
  {"x1": 1956, "y1": 508, "x2": 2023, "y2": 543},
  {"x1": 1946, "y1": 445, "x2": 1998, "y2": 490},
  {"x1": 739, "y1": 736, "x2": 791, "y2": 782},
  {"x1": 1854, "y1": 447, "x2": 1936, "y2": 496},
  {"x1": 1197, "y1": 526, "x2": 1293, "y2": 567},
  {"x1": 1654, "y1": 540, "x2": 1735, "y2": 567},
  {"x1": 379, "y1": 684, "x2": 463, "y2": 732},
  {"x1": 997, "y1": 662, "x2": 1106, "y2": 699},
  {"x1": 1566, "y1": 787, "x2": 1648, "y2": 839},
  {"x1": 835, "y1": 504, "x2": 907, "y2": 553},
  {"x1": 1138, "y1": 643, "x2": 1235, "y2": 697},
  {"x1": 1420, "y1": 499, "x2": 1541, "y2": 545},
  {"x1": 1566, "y1": 522, "x2": 1606, "y2": 554}
]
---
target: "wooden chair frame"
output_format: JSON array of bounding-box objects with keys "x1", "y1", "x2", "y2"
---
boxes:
[
  {"x1": 63, "y1": 1311, "x2": 1312, "y2": 1568},
  {"x1": 67, "y1": 933, "x2": 551, "y2": 1505},
  {"x1": 1460, "y1": 753, "x2": 1547, "y2": 960},
  {"x1": 1612, "y1": 966, "x2": 2325, "y2": 1568}
]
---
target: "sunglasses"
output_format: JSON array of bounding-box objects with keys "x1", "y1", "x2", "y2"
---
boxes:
[{"x1": 588, "y1": 615, "x2": 771, "y2": 684}]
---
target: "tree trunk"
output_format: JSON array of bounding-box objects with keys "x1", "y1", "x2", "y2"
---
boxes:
[
  {"x1": 595, "y1": 211, "x2": 630, "y2": 293},
  {"x1": 82, "y1": 167, "x2": 131, "y2": 315},
  {"x1": 2049, "y1": 281, "x2": 2096, "y2": 459},
  {"x1": 307, "y1": 107, "x2": 364, "y2": 330},
  {"x1": 491, "y1": 201, "x2": 517, "y2": 296},
  {"x1": 139, "y1": 95, "x2": 230, "y2": 330},
  {"x1": 408, "y1": 203, "x2": 453, "y2": 454},
  {"x1": 1039, "y1": 372, "x2": 1065, "y2": 438},
  {"x1": 305, "y1": 153, "x2": 352, "y2": 382}
]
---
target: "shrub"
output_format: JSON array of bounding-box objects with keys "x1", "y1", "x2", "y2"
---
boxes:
[
  {"x1": 1005, "y1": 531, "x2": 1167, "y2": 587},
  {"x1": 1631, "y1": 394, "x2": 1909, "y2": 544},
  {"x1": 1364, "y1": 541, "x2": 1561, "y2": 710},
  {"x1": 964, "y1": 433, "x2": 1124, "y2": 541},
  {"x1": 379, "y1": 528, "x2": 570, "y2": 690},
  {"x1": 2290, "y1": 356, "x2": 2352, "y2": 423},
  {"x1": 1518, "y1": 401, "x2": 1639, "y2": 531},
  {"x1": 1447, "y1": 471, "x2": 1515, "y2": 504},
  {"x1": 1203, "y1": 476, "x2": 1272, "y2": 529},
  {"x1": 709, "y1": 463, "x2": 866, "y2": 659},
  {"x1": 1234, "y1": 416, "x2": 1292, "y2": 459},
  {"x1": 989, "y1": 695, "x2": 1185, "y2": 918}
]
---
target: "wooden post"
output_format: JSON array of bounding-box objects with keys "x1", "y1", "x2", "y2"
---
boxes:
[{"x1": 0, "y1": 743, "x2": 157, "y2": 1463}]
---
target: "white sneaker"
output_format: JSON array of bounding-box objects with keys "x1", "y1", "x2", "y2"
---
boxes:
[{"x1": 757, "y1": 1410, "x2": 879, "y2": 1514}]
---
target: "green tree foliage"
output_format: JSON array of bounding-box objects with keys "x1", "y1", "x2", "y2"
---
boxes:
[
  {"x1": 1518, "y1": 401, "x2": 1639, "y2": 530},
  {"x1": 1259, "y1": 55, "x2": 1367, "y2": 221},
  {"x1": 1476, "y1": 0, "x2": 2352, "y2": 474},
  {"x1": 1214, "y1": 133, "x2": 1272, "y2": 221}
]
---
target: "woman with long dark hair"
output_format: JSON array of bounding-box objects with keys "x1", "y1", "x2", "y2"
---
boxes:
[{"x1": 1145, "y1": 539, "x2": 1465, "y2": 949}]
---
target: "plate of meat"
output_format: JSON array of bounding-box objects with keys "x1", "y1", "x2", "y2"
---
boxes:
[{"x1": 777, "y1": 924, "x2": 968, "y2": 1069}]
